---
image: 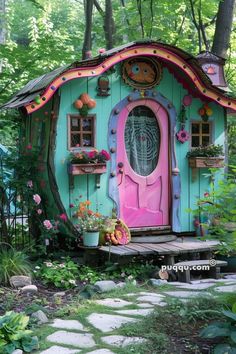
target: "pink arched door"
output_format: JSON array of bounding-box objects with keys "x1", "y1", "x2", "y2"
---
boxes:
[{"x1": 117, "y1": 99, "x2": 169, "y2": 228}]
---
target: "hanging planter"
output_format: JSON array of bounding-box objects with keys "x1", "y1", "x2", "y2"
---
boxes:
[{"x1": 73, "y1": 93, "x2": 97, "y2": 116}]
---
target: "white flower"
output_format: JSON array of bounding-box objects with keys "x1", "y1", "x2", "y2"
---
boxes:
[
  {"x1": 33, "y1": 270, "x2": 37, "y2": 273},
  {"x1": 44, "y1": 262, "x2": 53, "y2": 267},
  {"x1": 35, "y1": 266, "x2": 40, "y2": 270},
  {"x1": 121, "y1": 272, "x2": 126, "y2": 278},
  {"x1": 127, "y1": 275, "x2": 133, "y2": 280},
  {"x1": 59, "y1": 264, "x2": 65, "y2": 268},
  {"x1": 68, "y1": 279, "x2": 76, "y2": 285}
]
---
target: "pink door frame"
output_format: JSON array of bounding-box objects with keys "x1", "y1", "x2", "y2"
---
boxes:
[
  {"x1": 108, "y1": 90, "x2": 181, "y2": 232},
  {"x1": 116, "y1": 99, "x2": 169, "y2": 228}
]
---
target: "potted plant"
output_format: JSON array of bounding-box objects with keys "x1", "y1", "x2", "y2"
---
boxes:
[
  {"x1": 73, "y1": 200, "x2": 106, "y2": 247},
  {"x1": 187, "y1": 144, "x2": 224, "y2": 168},
  {"x1": 68, "y1": 149, "x2": 110, "y2": 176}
]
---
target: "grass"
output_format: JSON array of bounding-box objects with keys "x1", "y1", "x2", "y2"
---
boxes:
[{"x1": 30, "y1": 280, "x2": 236, "y2": 353}]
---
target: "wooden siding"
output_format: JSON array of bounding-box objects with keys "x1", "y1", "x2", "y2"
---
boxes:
[{"x1": 47, "y1": 66, "x2": 225, "y2": 232}]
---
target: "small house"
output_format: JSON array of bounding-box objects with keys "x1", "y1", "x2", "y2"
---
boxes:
[{"x1": 2, "y1": 40, "x2": 236, "y2": 242}]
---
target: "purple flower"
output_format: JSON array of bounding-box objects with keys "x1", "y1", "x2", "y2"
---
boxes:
[{"x1": 176, "y1": 129, "x2": 190, "y2": 143}]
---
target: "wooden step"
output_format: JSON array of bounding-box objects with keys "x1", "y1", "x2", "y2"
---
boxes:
[
  {"x1": 130, "y1": 225, "x2": 172, "y2": 236},
  {"x1": 131, "y1": 235, "x2": 177, "y2": 243}
]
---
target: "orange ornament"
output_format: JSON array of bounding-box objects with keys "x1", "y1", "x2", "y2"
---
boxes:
[
  {"x1": 87, "y1": 99, "x2": 96, "y2": 109},
  {"x1": 206, "y1": 108, "x2": 213, "y2": 116},
  {"x1": 80, "y1": 93, "x2": 91, "y2": 104},
  {"x1": 198, "y1": 108, "x2": 205, "y2": 116},
  {"x1": 74, "y1": 99, "x2": 83, "y2": 109}
]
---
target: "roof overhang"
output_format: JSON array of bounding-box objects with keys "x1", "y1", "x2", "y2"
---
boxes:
[{"x1": 2, "y1": 41, "x2": 236, "y2": 114}]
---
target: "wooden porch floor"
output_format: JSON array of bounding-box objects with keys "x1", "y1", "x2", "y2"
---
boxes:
[{"x1": 99, "y1": 238, "x2": 219, "y2": 258}]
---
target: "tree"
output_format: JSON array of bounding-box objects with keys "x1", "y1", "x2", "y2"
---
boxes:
[
  {"x1": 212, "y1": 0, "x2": 236, "y2": 58},
  {"x1": 82, "y1": 0, "x2": 94, "y2": 59}
]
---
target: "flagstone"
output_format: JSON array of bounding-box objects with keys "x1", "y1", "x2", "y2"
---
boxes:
[
  {"x1": 87, "y1": 313, "x2": 138, "y2": 333},
  {"x1": 164, "y1": 291, "x2": 211, "y2": 298},
  {"x1": 101, "y1": 335, "x2": 147, "y2": 347},
  {"x1": 214, "y1": 284, "x2": 236, "y2": 293},
  {"x1": 175, "y1": 283, "x2": 216, "y2": 290},
  {"x1": 47, "y1": 331, "x2": 96, "y2": 348},
  {"x1": 139, "y1": 292, "x2": 165, "y2": 297},
  {"x1": 86, "y1": 350, "x2": 115, "y2": 354},
  {"x1": 39, "y1": 345, "x2": 80, "y2": 354},
  {"x1": 50, "y1": 319, "x2": 85, "y2": 331},
  {"x1": 115, "y1": 308, "x2": 154, "y2": 316},
  {"x1": 94, "y1": 298, "x2": 133, "y2": 308},
  {"x1": 136, "y1": 295, "x2": 165, "y2": 304},
  {"x1": 137, "y1": 303, "x2": 154, "y2": 308}
]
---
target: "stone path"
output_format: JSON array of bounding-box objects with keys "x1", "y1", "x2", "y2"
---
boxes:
[{"x1": 38, "y1": 274, "x2": 236, "y2": 354}]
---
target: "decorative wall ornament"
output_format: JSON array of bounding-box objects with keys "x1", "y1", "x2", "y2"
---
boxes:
[
  {"x1": 73, "y1": 93, "x2": 96, "y2": 116},
  {"x1": 198, "y1": 103, "x2": 213, "y2": 122},
  {"x1": 182, "y1": 94, "x2": 192, "y2": 106},
  {"x1": 176, "y1": 129, "x2": 190, "y2": 144},
  {"x1": 97, "y1": 76, "x2": 110, "y2": 96},
  {"x1": 122, "y1": 56, "x2": 162, "y2": 89}
]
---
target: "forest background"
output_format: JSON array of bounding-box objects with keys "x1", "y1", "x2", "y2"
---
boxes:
[{"x1": 0, "y1": 0, "x2": 235, "y2": 162}]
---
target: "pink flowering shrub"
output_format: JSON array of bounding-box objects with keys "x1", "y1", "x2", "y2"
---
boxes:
[{"x1": 33, "y1": 194, "x2": 41, "y2": 205}]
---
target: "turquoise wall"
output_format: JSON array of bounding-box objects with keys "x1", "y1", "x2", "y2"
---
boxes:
[{"x1": 53, "y1": 66, "x2": 225, "y2": 232}]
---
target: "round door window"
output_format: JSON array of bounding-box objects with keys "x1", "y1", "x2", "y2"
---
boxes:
[{"x1": 124, "y1": 105, "x2": 160, "y2": 176}]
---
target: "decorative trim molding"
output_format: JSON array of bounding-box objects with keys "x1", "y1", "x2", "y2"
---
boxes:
[{"x1": 25, "y1": 45, "x2": 236, "y2": 114}]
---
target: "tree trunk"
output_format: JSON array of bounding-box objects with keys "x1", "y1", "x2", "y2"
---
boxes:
[
  {"x1": 104, "y1": 0, "x2": 114, "y2": 49},
  {"x1": 82, "y1": 0, "x2": 94, "y2": 60},
  {"x1": 0, "y1": 0, "x2": 6, "y2": 73},
  {"x1": 212, "y1": 0, "x2": 236, "y2": 59}
]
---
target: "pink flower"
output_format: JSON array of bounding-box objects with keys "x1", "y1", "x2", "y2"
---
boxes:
[
  {"x1": 176, "y1": 129, "x2": 190, "y2": 144},
  {"x1": 43, "y1": 220, "x2": 53, "y2": 230},
  {"x1": 59, "y1": 213, "x2": 67, "y2": 222},
  {"x1": 204, "y1": 192, "x2": 210, "y2": 197},
  {"x1": 69, "y1": 203, "x2": 74, "y2": 208},
  {"x1": 37, "y1": 209, "x2": 43, "y2": 215},
  {"x1": 27, "y1": 180, "x2": 33, "y2": 188},
  {"x1": 33, "y1": 194, "x2": 41, "y2": 205},
  {"x1": 88, "y1": 150, "x2": 96, "y2": 159},
  {"x1": 26, "y1": 144, "x2": 32, "y2": 150},
  {"x1": 100, "y1": 149, "x2": 111, "y2": 161}
]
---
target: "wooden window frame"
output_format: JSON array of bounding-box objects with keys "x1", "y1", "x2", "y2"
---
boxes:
[
  {"x1": 190, "y1": 121, "x2": 212, "y2": 148},
  {"x1": 67, "y1": 114, "x2": 96, "y2": 150}
]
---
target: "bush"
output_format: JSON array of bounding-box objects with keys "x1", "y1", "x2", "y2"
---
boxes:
[
  {"x1": 0, "y1": 311, "x2": 38, "y2": 353},
  {"x1": 0, "y1": 247, "x2": 32, "y2": 285}
]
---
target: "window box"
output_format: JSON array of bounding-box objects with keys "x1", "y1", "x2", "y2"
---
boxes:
[
  {"x1": 188, "y1": 156, "x2": 224, "y2": 169},
  {"x1": 68, "y1": 163, "x2": 107, "y2": 175}
]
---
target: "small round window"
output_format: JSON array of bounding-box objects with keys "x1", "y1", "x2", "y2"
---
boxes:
[{"x1": 124, "y1": 105, "x2": 160, "y2": 176}]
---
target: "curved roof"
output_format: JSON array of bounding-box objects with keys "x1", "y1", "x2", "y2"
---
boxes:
[{"x1": 1, "y1": 40, "x2": 236, "y2": 113}]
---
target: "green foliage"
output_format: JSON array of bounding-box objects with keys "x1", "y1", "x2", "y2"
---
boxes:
[
  {"x1": 0, "y1": 247, "x2": 32, "y2": 285},
  {"x1": 200, "y1": 303, "x2": 236, "y2": 354},
  {"x1": 0, "y1": 311, "x2": 38, "y2": 353},
  {"x1": 35, "y1": 258, "x2": 78, "y2": 289},
  {"x1": 186, "y1": 144, "x2": 224, "y2": 158}
]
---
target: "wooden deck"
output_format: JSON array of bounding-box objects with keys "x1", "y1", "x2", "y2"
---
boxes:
[{"x1": 99, "y1": 238, "x2": 219, "y2": 259}]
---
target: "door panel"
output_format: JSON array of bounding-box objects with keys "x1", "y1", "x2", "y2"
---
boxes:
[{"x1": 117, "y1": 99, "x2": 169, "y2": 228}]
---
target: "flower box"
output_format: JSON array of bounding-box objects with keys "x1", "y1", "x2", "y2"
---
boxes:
[
  {"x1": 188, "y1": 156, "x2": 224, "y2": 169},
  {"x1": 68, "y1": 163, "x2": 107, "y2": 175}
]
